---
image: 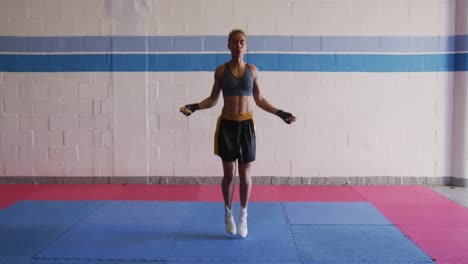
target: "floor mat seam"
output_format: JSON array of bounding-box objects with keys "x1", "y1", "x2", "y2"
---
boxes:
[
  {"x1": 281, "y1": 202, "x2": 303, "y2": 264},
  {"x1": 31, "y1": 201, "x2": 107, "y2": 260}
]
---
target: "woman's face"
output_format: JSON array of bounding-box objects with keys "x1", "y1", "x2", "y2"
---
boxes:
[{"x1": 228, "y1": 32, "x2": 247, "y2": 58}]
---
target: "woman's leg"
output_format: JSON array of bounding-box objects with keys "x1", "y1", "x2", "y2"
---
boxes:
[
  {"x1": 221, "y1": 161, "x2": 236, "y2": 208},
  {"x1": 238, "y1": 162, "x2": 252, "y2": 208},
  {"x1": 221, "y1": 160, "x2": 237, "y2": 235},
  {"x1": 237, "y1": 161, "x2": 252, "y2": 238}
]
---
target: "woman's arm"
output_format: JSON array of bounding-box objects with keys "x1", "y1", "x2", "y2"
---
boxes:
[
  {"x1": 180, "y1": 66, "x2": 223, "y2": 116},
  {"x1": 251, "y1": 65, "x2": 296, "y2": 124}
]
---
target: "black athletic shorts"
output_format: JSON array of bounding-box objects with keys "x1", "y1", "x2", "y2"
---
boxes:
[{"x1": 214, "y1": 112, "x2": 256, "y2": 163}]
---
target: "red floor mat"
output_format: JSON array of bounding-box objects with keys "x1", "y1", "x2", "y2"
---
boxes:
[
  {"x1": 354, "y1": 185, "x2": 468, "y2": 263},
  {"x1": 399, "y1": 226, "x2": 468, "y2": 264},
  {"x1": 0, "y1": 184, "x2": 45, "y2": 198},
  {"x1": 353, "y1": 185, "x2": 468, "y2": 226},
  {"x1": 372, "y1": 202, "x2": 468, "y2": 227},
  {"x1": 251, "y1": 185, "x2": 366, "y2": 201},
  {"x1": 195, "y1": 185, "x2": 231, "y2": 201},
  {"x1": 25, "y1": 184, "x2": 125, "y2": 200},
  {"x1": 352, "y1": 185, "x2": 450, "y2": 204},
  {"x1": 2, "y1": 184, "x2": 467, "y2": 262},
  {"x1": 0, "y1": 184, "x2": 47, "y2": 208},
  {"x1": 114, "y1": 184, "x2": 199, "y2": 201},
  {"x1": 194, "y1": 185, "x2": 366, "y2": 202}
]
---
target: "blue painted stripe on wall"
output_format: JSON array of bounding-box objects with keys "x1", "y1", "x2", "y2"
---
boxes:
[
  {"x1": 0, "y1": 53, "x2": 466, "y2": 72},
  {"x1": 0, "y1": 35, "x2": 467, "y2": 53}
]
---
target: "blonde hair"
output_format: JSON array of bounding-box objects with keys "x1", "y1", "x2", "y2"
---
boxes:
[{"x1": 228, "y1": 29, "x2": 247, "y2": 43}]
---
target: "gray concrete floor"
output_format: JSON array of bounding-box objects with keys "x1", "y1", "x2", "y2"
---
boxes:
[{"x1": 432, "y1": 186, "x2": 468, "y2": 208}]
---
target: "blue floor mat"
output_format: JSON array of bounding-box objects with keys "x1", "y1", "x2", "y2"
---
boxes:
[
  {"x1": 0, "y1": 201, "x2": 102, "y2": 259},
  {"x1": 292, "y1": 225, "x2": 433, "y2": 263},
  {"x1": 28, "y1": 260, "x2": 297, "y2": 264},
  {"x1": 170, "y1": 203, "x2": 298, "y2": 261},
  {"x1": 283, "y1": 202, "x2": 392, "y2": 225},
  {"x1": 35, "y1": 202, "x2": 189, "y2": 261},
  {"x1": 4, "y1": 259, "x2": 172, "y2": 264},
  {"x1": 37, "y1": 202, "x2": 299, "y2": 262},
  {"x1": 170, "y1": 224, "x2": 298, "y2": 262},
  {"x1": 1, "y1": 201, "x2": 434, "y2": 264},
  {"x1": 169, "y1": 202, "x2": 298, "y2": 262}
]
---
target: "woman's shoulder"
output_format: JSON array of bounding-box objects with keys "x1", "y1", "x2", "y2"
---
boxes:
[
  {"x1": 215, "y1": 63, "x2": 228, "y2": 73},
  {"x1": 214, "y1": 64, "x2": 227, "y2": 80},
  {"x1": 247, "y1": 63, "x2": 258, "y2": 77},
  {"x1": 247, "y1": 63, "x2": 257, "y2": 72}
]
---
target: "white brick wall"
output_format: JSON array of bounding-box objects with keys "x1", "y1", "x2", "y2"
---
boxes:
[
  {"x1": 1, "y1": 69, "x2": 113, "y2": 177},
  {"x1": 64, "y1": 131, "x2": 94, "y2": 146},
  {"x1": 4, "y1": 131, "x2": 33, "y2": 147},
  {"x1": 78, "y1": 84, "x2": 108, "y2": 99},
  {"x1": 63, "y1": 99, "x2": 93, "y2": 116},
  {"x1": 1, "y1": 146, "x2": 19, "y2": 164},
  {"x1": 0, "y1": 0, "x2": 465, "y2": 179},
  {"x1": 0, "y1": 115, "x2": 19, "y2": 132},
  {"x1": 5, "y1": 100, "x2": 33, "y2": 115},
  {"x1": 34, "y1": 100, "x2": 63, "y2": 114},
  {"x1": 145, "y1": 70, "x2": 452, "y2": 178},
  {"x1": 451, "y1": 72, "x2": 468, "y2": 180},
  {"x1": 49, "y1": 146, "x2": 79, "y2": 163},
  {"x1": 20, "y1": 115, "x2": 48, "y2": 131},
  {"x1": 0, "y1": 83, "x2": 18, "y2": 98},
  {"x1": 0, "y1": 0, "x2": 460, "y2": 36},
  {"x1": 6, "y1": 161, "x2": 34, "y2": 176},
  {"x1": 49, "y1": 115, "x2": 79, "y2": 131},
  {"x1": 19, "y1": 146, "x2": 48, "y2": 162},
  {"x1": 34, "y1": 131, "x2": 64, "y2": 146},
  {"x1": 456, "y1": 0, "x2": 468, "y2": 34}
]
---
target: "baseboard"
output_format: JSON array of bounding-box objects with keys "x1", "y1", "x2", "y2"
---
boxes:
[
  {"x1": 0, "y1": 176, "x2": 453, "y2": 186},
  {"x1": 450, "y1": 177, "x2": 468, "y2": 187}
]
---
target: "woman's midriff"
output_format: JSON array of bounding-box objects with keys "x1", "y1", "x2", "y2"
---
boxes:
[{"x1": 221, "y1": 96, "x2": 252, "y2": 117}]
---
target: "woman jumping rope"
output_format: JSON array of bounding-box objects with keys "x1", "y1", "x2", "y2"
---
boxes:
[{"x1": 180, "y1": 29, "x2": 296, "y2": 238}]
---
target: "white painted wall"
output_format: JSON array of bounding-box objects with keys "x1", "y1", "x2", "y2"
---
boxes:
[
  {"x1": 0, "y1": 0, "x2": 458, "y2": 36},
  {"x1": 451, "y1": 0, "x2": 468, "y2": 183},
  {"x1": 0, "y1": 0, "x2": 465, "y2": 181}
]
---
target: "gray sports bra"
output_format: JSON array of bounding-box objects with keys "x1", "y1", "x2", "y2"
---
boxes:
[{"x1": 221, "y1": 63, "x2": 254, "y2": 97}]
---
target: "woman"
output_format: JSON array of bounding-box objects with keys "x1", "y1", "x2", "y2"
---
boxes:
[{"x1": 180, "y1": 29, "x2": 296, "y2": 238}]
